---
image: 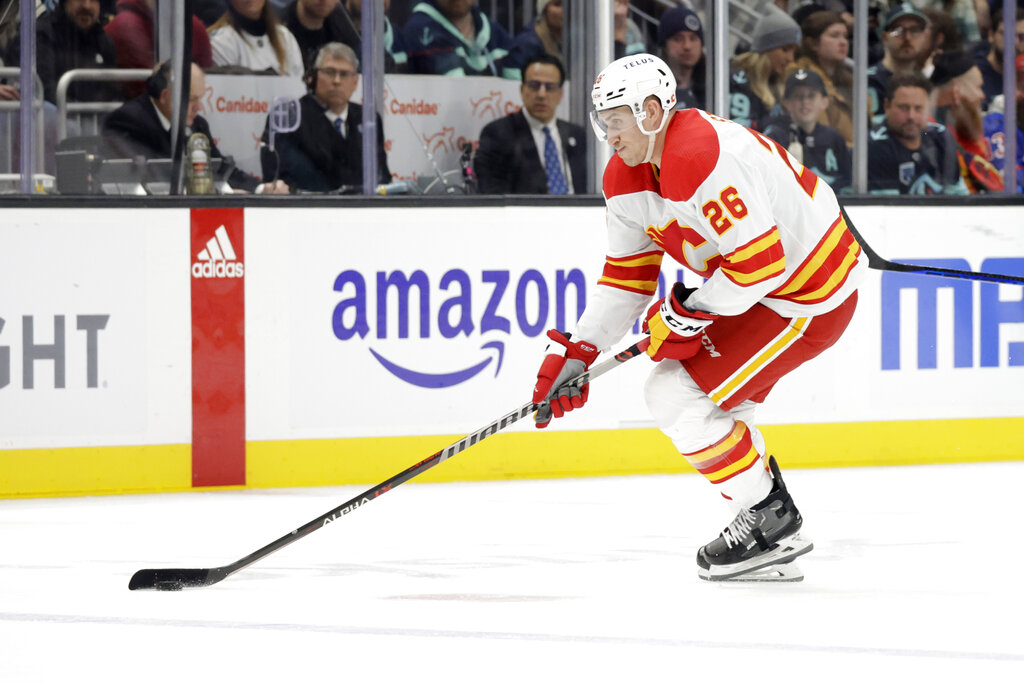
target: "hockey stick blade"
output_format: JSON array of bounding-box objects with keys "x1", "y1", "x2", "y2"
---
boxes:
[
  {"x1": 128, "y1": 340, "x2": 648, "y2": 591},
  {"x1": 841, "y1": 206, "x2": 1024, "y2": 286}
]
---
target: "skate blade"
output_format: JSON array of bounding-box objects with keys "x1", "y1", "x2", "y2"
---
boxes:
[
  {"x1": 698, "y1": 535, "x2": 813, "y2": 582},
  {"x1": 710, "y1": 561, "x2": 804, "y2": 582}
]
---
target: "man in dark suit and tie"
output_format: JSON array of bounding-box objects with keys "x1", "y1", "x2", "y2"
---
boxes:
[
  {"x1": 102, "y1": 61, "x2": 289, "y2": 194},
  {"x1": 260, "y1": 41, "x2": 391, "y2": 192},
  {"x1": 474, "y1": 55, "x2": 587, "y2": 194}
]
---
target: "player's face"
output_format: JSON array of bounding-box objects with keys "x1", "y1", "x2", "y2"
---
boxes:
[
  {"x1": 520, "y1": 62, "x2": 563, "y2": 124},
  {"x1": 315, "y1": 55, "x2": 359, "y2": 112},
  {"x1": 883, "y1": 17, "x2": 929, "y2": 62},
  {"x1": 813, "y1": 22, "x2": 850, "y2": 63},
  {"x1": 64, "y1": 0, "x2": 101, "y2": 31},
  {"x1": 884, "y1": 85, "x2": 929, "y2": 143},
  {"x1": 784, "y1": 86, "x2": 828, "y2": 125},
  {"x1": 598, "y1": 104, "x2": 655, "y2": 167},
  {"x1": 765, "y1": 45, "x2": 797, "y2": 77},
  {"x1": 665, "y1": 31, "x2": 703, "y2": 69}
]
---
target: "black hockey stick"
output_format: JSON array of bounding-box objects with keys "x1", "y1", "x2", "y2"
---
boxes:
[
  {"x1": 841, "y1": 206, "x2": 1024, "y2": 286},
  {"x1": 128, "y1": 340, "x2": 648, "y2": 591}
]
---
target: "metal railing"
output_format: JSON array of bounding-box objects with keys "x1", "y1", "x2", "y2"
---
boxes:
[{"x1": 55, "y1": 68, "x2": 152, "y2": 142}]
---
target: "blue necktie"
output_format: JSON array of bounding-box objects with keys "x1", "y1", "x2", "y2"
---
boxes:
[
  {"x1": 543, "y1": 126, "x2": 568, "y2": 195},
  {"x1": 334, "y1": 117, "x2": 345, "y2": 137}
]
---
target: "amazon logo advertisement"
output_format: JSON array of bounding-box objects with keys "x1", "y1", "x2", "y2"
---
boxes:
[
  {"x1": 331, "y1": 267, "x2": 588, "y2": 388},
  {"x1": 880, "y1": 257, "x2": 1024, "y2": 369}
]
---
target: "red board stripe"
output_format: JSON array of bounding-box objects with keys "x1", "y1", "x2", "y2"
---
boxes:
[{"x1": 190, "y1": 208, "x2": 246, "y2": 487}]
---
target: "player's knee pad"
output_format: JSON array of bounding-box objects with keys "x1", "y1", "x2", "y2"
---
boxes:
[{"x1": 643, "y1": 362, "x2": 732, "y2": 453}]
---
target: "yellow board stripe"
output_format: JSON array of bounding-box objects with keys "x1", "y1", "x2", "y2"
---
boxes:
[
  {"x1": 2, "y1": 418, "x2": 1023, "y2": 498},
  {"x1": 709, "y1": 317, "x2": 809, "y2": 404}
]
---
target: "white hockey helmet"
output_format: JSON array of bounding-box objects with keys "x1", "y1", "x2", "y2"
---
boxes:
[{"x1": 590, "y1": 53, "x2": 676, "y2": 152}]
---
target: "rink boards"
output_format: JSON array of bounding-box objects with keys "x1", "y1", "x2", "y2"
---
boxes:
[{"x1": 1, "y1": 202, "x2": 1022, "y2": 497}]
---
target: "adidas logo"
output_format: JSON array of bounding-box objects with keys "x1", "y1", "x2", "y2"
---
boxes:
[{"x1": 192, "y1": 225, "x2": 244, "y2": 279}]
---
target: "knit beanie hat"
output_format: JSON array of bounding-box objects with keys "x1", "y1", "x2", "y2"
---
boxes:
[
  {"x1": 751, "y1": 7, "x2": 802, "y2": 52},
  {"x1": 658, "y1": 7, "x2": 705, "y2": 45},
  {"x1": 930, "y1": 50, "x2": 975, "y2": 87}
]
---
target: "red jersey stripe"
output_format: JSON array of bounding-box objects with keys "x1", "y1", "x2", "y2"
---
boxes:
[{"x1": 771, "y1": 216, "x2": 862, "y2": 304}]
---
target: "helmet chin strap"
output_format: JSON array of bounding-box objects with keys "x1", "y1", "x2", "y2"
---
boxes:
[
  {"x1": 640, "y1": 108, "x2": 671, "y2": 164},
  {"x1": 642, "y1": 131, "x2": 658, "y2": 164}
]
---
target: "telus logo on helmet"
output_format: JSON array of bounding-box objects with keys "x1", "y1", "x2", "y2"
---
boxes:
[{"x1": 622, "y1": 57, "x2": 655, "y2": 68}]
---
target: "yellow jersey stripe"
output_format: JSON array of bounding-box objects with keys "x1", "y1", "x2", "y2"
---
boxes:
[
  {"x1": 598, "y1": 276, "x2": 659, "y2": 293},
  {"x1": 684, "y1": 422, "x2": 747, "y2": 463},
  {"x1": 709, "y1": 317, "x2": 809, "y2": 404},
  {"x1": 772, "y1": 219, "x2": 845, "y2": 297}
]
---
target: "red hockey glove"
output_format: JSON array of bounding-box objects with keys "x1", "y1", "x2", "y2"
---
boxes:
[
  {"x1": 532, "y1": 329, "x2": 600, "y2": 428},
  {"x1": 642, "y1": 283, "x2": 718, "y2": 361}
]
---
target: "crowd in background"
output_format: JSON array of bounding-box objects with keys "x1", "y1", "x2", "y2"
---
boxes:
[{"x1": 0, "y1": 0, "x2": 1021, "y2": 195}]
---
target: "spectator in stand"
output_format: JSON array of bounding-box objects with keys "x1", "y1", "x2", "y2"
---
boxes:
[
  {"x1": 282, "y1": 0, "x2": 359, "y2": 72},
  {"x1": 0, "y1": 0, "x2": 22, "y2": 58},
  {"x1": 208, "y1": 0, "x2": 304, "y2": 77},
  {"x1": 508, "y1": 0, "x2": 565, "y2": 74},
  {"x1": 931, "y1": 49, "x2": 1005, "y2": 192},
  {"x1": 983, "y1": 52, "x2": 1024, "y2": 191},
  {"x1": 473, "y1": 55, "x2": 586, "y2": 195},
  {"x1": 868, "y1": 3, "x2": 932, "y2": 124},
  {"x1": 104, "y1": 0, "x2": 214, "y2": 98},
  {"x1": 102, "y1": 61, "x2": 290, "y2": 193},
  {"x1": 923, "y1": 7, "x2": 964, "y2": 55},
  {"x1": 614, "y1": 0, "x2": 646, "y2": 58},
  {"x1": 787, "y1": 10, "x2": 854, "y2": 145},
  {"x1": 341, "y1": 0, "x2": 409, "y2": 72},
  {"x1": 761, "y1": 68, "x2": 851, "y2": 192},
  {"x1": 260, "y1": 41, "x2": 390, "y2": 191},
  {"x1": 728, "y1": 6, "x2": 801, "y2": 130},
  {"x1": 3, "y1": 0, "x2": 119, "y2": 104},
  {"x1": 658, "y1": 6, "x2": 706, "y2": 110},
  {"x1": 974, "y1": 6, "x2": 1024, "y2": 107},
  {"x1": 868, "y1": 71, "x2": 967, "y2": 194},
  {"x1": 913, "y1": 0, "x2": 983, "y2": 45},
  {"x1": 403, "y1": 0, "x2": 517, "y2": 79}
]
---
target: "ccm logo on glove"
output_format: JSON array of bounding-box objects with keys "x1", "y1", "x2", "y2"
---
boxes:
[
  {"x1": 532, "y1": 329, "x2": 600, "y2": 429},
  {"x1": 643, "y1": 283, "x2": 719, "y2": 362}
]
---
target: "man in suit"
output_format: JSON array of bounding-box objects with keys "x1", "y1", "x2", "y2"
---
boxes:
[
  {"x1": 260, "y1": 41, "x2": 391, "y2": 192},
  {"x1": 102, "y1": 61, "x2": 288, "y2": 194},
  {"x1": 474, "y1": 55, "x2": 587, "y2": 195}
]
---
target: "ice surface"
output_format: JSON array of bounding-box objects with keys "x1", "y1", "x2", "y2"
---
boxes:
[{"x1": 2, "y1": 462, "x2": 1022, "y2": 681}]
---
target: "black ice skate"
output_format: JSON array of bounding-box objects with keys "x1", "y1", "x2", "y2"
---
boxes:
[{"x1": 696, "y1": 456, "x2": 812, "y2": 582}]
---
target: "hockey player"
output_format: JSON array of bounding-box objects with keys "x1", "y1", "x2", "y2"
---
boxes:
[{"x1": 532, "y1": 54, "x2": 867, "y2": 581}]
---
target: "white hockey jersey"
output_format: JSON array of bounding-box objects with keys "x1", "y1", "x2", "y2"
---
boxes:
[{"x1": 574, "y1": 108, "x2": 867, "y2": 351}]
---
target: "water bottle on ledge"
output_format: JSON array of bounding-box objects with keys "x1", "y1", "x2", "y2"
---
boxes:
[{"x1": 187, "y1": 133, "x2": 215, "y2": 195}]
